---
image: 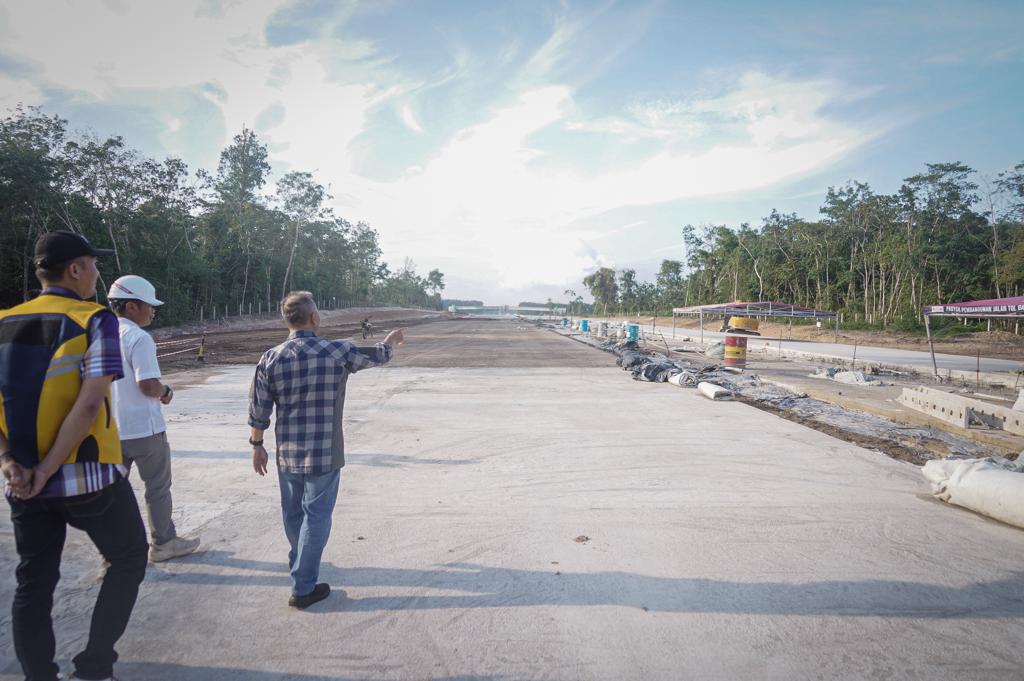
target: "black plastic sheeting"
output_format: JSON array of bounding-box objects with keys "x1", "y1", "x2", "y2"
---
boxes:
[{"x1": 601, "y1": 339, "x2": 731, "y2": 385}]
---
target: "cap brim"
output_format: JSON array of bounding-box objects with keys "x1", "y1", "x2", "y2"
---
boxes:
[{"x1": 90, "y1": 248, "x2": 116, "y2": 256}]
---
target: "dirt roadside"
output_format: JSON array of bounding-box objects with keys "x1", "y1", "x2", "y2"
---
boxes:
[
  {"x1": 549, "y1": 322, "x2": 1023, "y2": 462},
  {"x1": 153, "y1": 307, "x2": 447, "y2": 373},
  {"x1": 607, "y1": 315, "x2": 1024, "y2": 361}
]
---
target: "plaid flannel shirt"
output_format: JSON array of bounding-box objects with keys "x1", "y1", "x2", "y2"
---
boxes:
[{"x1": 248, "y1": 330, "x2": 392, "y2": 474}]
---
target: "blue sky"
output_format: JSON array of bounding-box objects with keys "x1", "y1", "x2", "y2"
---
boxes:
[{"x1": 1, "y1": 0, "x2": 1022, "y2": 303}]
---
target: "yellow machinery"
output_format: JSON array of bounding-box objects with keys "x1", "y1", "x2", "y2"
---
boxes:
[{"x1": 727, "y1": 316, "x2": 760, "y2": 335}]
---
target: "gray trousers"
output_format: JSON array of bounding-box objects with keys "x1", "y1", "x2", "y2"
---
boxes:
[{"x1": 121, "y1": 432, "x2": 177, "y2": 545}]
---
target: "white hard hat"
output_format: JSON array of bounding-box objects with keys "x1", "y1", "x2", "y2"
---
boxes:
[{"x1": 108, "y1": 275, "x2": 163, "y2": 306}]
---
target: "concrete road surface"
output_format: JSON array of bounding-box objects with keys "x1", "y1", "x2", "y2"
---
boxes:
[{"x1": 2, "y1": 318, "x2": 1022, "y2": 680}]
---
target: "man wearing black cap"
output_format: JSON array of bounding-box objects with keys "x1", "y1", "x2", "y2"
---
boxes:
[{"x1": 0, "y1": 231, "x2": 148, "y2": 681}]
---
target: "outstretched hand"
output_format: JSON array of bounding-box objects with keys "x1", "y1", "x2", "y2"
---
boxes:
[{"x1": 384, "y1": 328, "x2": 405, "y2": 347}]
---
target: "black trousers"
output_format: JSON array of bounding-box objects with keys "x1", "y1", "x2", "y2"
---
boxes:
[{"x1": 7, "y1": 475, "x2": 148, "y2": 681}]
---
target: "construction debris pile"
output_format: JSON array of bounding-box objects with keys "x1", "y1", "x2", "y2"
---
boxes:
[
  {"x1": 547, "y1": 321, "x2": 993, "y2": 462},
  {"x1": 809, "y1": 366, "x2": 886, "y2": 386},
  {"x1": 735, "y1": 378, "x2": 990, "y2": 461},
  {"x1": 597, "y1": 339, "x2": 738, "y2": 388}
]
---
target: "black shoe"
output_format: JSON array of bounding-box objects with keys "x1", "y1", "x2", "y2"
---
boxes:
[{"x1": 289, "y1": 583, "x2": 330, "y2": 609}]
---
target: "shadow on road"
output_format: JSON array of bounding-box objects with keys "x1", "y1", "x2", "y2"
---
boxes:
[
  {"x1": 169, "y1": 551, "x2": 1024, "y2": 619},
  {"x1": 116, "y1": 664, "x2": 535, "y2": 681},
  {"x1": 168, "y1": 450, "x2": 481, "y2": 467}
]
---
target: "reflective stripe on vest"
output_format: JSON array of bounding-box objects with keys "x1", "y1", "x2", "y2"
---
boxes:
[{"x1": 0, "y1": 294, "x2": 122, "y2": 468}]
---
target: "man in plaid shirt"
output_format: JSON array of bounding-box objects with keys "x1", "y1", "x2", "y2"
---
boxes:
[{"x1": 248, "y1": 291, "x2": 403, "y2": 609}]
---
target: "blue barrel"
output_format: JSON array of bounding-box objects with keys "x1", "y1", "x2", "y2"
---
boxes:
[
  {"x1": 626, "y1": 323, "x2": 639, "y2": 341},
  {"x1": 580, "y1": 319, "x2": 590, "y2": 332}
]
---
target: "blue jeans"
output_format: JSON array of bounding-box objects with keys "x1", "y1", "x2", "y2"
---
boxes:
[{"x1": 277, "y1": 468, "x2": 341, "y2": 596}]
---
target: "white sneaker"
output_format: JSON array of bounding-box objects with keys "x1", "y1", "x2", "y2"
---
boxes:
[{"x1": 148, "y1": 535, "x2": 201, "y2": 562}]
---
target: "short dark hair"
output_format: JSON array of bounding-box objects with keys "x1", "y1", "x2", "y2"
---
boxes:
[
  {"x1": 281, "y1": 291, "x2": 317, "y2": 327},
  {"x1": 34, "y1": 257, "x2": 77, "y2": 285},
  {"x1": 110, "y1": 299, "x2": 133, "y2": 315}
]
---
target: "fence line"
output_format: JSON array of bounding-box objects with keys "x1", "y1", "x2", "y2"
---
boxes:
[{"x1": 156, "y1": 345, "x2": 202, "y2": 359}]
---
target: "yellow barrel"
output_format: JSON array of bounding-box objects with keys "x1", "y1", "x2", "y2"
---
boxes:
[
  {"x1": 723, "y1": 334, "x2": 748, "y2": 368},
  {"x1": 728, "y1": 316, "x2": 759, "y2": 332}
]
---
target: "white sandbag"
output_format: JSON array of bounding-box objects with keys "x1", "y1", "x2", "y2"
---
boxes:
[
  {"x1": 922, "y1": 456, "x2": 1024, "y2": 529},
  {"x1": 704, "y1": 341, "x2": 724, "y2": 359},
  {"x1": 667, "y1": 373, "x2": 687, "y2": 387},
  {"x1": 697, "y1": 381, "x2": 732, "y2": 401},
  {"x1": 1013, "y1": 389, "x2": 1024, "y2": 412}
]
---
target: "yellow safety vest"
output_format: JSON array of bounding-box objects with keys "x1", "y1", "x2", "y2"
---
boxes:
[{"x1": 0, "y1": 293, "x2": 122, "y2": 467}]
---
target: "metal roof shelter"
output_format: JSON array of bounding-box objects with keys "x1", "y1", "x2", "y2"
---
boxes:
[
  {"x1": 922, "y1": 295, "x2": 1024, "y2": 377},
  {"x1": 671, "y1": 301, "x2": 839, "y2": 342}
]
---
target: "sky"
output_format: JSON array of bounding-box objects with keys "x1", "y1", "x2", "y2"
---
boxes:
[{"x1": 1, "y1": 0, "x2": 1022, "y2": 304}]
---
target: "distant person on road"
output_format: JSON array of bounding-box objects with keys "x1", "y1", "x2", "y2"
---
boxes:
[
  {"x1": 248, "y1": 291, "x2": 403, "y2": 609},
  {"x1": 361, "y1": 316, "x2": 373, "y2": 339},
  {"x1": 108, "y1": 274, "x2": 201, "y2": 563},
  {"x1": 0, "y1": 231, "x2": 148, "y2": 681}
]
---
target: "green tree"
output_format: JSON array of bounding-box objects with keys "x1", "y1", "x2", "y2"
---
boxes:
[
  {"x1": 563, "y1": 288, "x2": 577, "y2": 316},
  {"x1": 211, "y1": 127, "x2": 272, "y2": 310},
  {"x1": 583, "y1": 267, "x2": 618, "y2": 316},
  {"x1": 656, "y1": 259, "x2": 684, "y2": 312},
  {"x1": 426, "y1": 269, "x2": 446, "y2": 302},
  {"x1": 618, "y1": 269, "x2": 638, "y2": 314},
  {"x1": 276, "y1": 171, "x2": 330, "y2": 299},
  {"x1": 0, "y1": 106, "x2": 68, "y2": 302}
]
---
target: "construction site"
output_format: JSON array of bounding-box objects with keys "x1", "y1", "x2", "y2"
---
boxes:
[
  {"x1": 2, "y1": 306, "x2": 1022, "y2": 681},
  {"x1": 5, "y1": 1, "x2": 1024, "y2": 677}
]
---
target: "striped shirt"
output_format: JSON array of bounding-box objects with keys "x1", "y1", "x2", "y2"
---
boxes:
[
  {"x1": 27, "y1": 287, "x2": 126, "y2": 498},
  {"x1": 248, "y1": 330, "x2": 392, "y2": 474}
]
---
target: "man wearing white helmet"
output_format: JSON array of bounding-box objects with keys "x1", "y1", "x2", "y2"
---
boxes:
[{"x1": 108, "y1": 275, "x2": 200, "y2": 562}]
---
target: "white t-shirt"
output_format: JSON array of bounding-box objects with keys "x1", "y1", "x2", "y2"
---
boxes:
[{"x1": 110, "y1": 317, "x2": 166, "y2": 440}]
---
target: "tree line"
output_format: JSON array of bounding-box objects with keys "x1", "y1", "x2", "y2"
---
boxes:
[
  {"x1": 0, "y1": 105, "x2": 446, "y2": 326},
  {"x1": 580, "y1": 161, "x2": 1024, "y2": 329}
]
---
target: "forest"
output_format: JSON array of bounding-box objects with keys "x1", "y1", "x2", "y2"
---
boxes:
[
  {"x1": 580, "y1": 161, "x2": 1024, "y2": 330},
  {"x1": 5, "y1": 104, "x2": 1023, "y2": 333},
  {"x1": 0, "y1": 105, "x2": 445, "y2": 326}
]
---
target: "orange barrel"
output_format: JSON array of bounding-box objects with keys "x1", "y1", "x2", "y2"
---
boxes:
[{"x1": 723, "y1": 333, "x2": 748, "y2": 368}]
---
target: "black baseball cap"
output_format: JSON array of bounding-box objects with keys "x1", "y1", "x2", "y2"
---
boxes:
[{"x1": 34, "y1": 231, "x2": 115, "y2": 268}]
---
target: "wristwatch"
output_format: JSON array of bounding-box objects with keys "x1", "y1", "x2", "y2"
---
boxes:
[{"x1": 248, "y1": 436, "x2": 264, "y2": 447}]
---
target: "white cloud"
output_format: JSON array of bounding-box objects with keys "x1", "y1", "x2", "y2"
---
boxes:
[
  {"x1": 0, "y1": 73, "x2": 43, "y2": 110},
  {"x1": 0, "y1": 1, "x2": 875, "y2": 302},
  {"x1": 398, "y1": 103, "x2": 423, "y2": 133},
  {"x1": 591, "y1": 220, "x2": 647, "y2": 240},
  {"x1": 346, "y1": 72, "x2": 871, "y2": 294},
  {"x1": 1, "y1": 1, "x2": 278, "y2": 97}
]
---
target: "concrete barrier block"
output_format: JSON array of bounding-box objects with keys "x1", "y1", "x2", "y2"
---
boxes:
[
  {"x1": 898, "y1": 386, "x2": 1024, "y2": 436},
  {"x1": 897, "y1": 387, "x2": 968, "y2": 429}
]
